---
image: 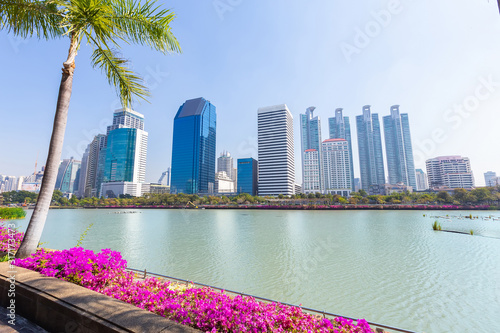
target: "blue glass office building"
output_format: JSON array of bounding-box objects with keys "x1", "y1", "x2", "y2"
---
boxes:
[
  {"x1": 103, "y1": 128, "x2": 138, "y2": 182},
  {"x1": 171, "y1": 97, "x2": 216, "y2": 194},
  {"x1": 237, "y1": 158, "x2": 258, "y2": 195}
]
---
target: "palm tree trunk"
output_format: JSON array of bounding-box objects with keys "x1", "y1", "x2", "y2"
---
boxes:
[{"x1": 16, "y1": 36, "x2": 78, "y2": 259}]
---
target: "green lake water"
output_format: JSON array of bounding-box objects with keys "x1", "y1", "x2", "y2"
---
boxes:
[{"x1": 9, "y1": 209, "x2": 500, "y2": 333}]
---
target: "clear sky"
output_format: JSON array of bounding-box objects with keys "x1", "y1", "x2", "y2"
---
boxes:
[{"x1": 1, "y1": 0, "x2": 500, "y2": 186}]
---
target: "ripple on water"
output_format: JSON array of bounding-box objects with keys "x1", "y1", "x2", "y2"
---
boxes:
[{"x1": 20, "y1": 209, "x2": 500, "y2": 333}]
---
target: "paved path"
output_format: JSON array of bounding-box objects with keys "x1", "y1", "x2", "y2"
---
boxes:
[{"x1": 0, "y1": 307, "x2": 47, "y2": 333}]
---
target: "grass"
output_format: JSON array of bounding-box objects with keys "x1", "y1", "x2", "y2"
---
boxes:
[
  {"x1": 0, "y1": 207, "x2": 26, "y2": 219},
  {"x1": 432, "y1": 220, "x2": 442, "y2": 231}
]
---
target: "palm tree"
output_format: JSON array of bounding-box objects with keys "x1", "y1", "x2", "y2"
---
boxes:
[{"x1": 1, "y1": 0, "x2": 180, "y2": 258}]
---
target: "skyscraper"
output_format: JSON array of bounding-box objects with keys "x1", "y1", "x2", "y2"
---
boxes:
[
  {"x1": 77, "y1": 145, "x2": 90, "y2": 197},
  {"x1": 415, "y1": 169, "x2": 429, "y2": 191},
  {"x1": 328, "y1": 108, "x2": 354, "y2": 191},
  {"x1": 322, "y1": 139, "x2": 352, "y2": 197},
  {"x1": 80, "y1": 134, "x2": 106, "y2": 197},
  {"x1": 106, "y1": 108, "x2": 144, "y2": 135},
  {"x1": 383, "y1": 105, "x2": 417, "y2": 190},
  {"x1": 300, "y1": 107, "x2": 322, "y2": 193},
  {"x1": 302, "y1": 149, "x2": 321, "y2": 194},
  {"x1": 55, "y1": 157, "x2": 81, "y2": 194},
  {"x1": 217, "y1": 151, "x2": 235, "y2": 181},
  {"x1": 258, "y1": 104, "x2": 295, "y2": 196},
  {"x1": 100, "y1": 109, "x2": 148, "y2": 198},
  {"x1": 426, "y1": 156, "x2": 475, "y2": 189},
  {"x1": 171, "y1": 97, "x2": 217, "y2": 195},
  {"x1": 356, "y1": 105, "x2": 385, "y2": 190},
  {"x1": 103, "y1": 128, "x2": 148, "y2": 183},
  {"x1": 237, "y1": 158, "x2": 258, "y2": 196}
]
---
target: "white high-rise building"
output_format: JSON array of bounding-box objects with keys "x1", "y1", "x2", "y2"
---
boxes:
[
  {"x1": 217, "y1": 151, "x2": 235, "y2": 181},
  {"x1": 415, "y1": 169, "x2": 429, "y2": 190},
  {"x1": 426, "y1": 156, "x2": 475, "y2": 189},
  {"x1": 106, "y1": 108, "x2": 145, "y2": 134},
  {"x1": 302, "y1": 149, "x2": 322, "y2": 194},
  {"x1": 257, "y1": 104, "x2": 295, "y2": 196},
  {"x1": 322, "y1": 139, "x2": 352, "y2": 197}
]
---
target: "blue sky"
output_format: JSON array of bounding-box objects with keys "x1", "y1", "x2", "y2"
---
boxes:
[{"x1": 1, "y1": 0, "x2": 500, "y2": 185}]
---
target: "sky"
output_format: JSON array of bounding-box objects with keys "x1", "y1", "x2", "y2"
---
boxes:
[{"x1": 1, "y1": 0, "x2": 500, "y2": 186}]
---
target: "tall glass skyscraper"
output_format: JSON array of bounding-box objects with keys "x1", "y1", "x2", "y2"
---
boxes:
[
  {"x1": 103, "y1": 128, "x2": 148, "y2": 183},
  {"x1": 356, "y1": 105, "x2": 385, "y2": 190},
  {"x1": 237, "y1": 158, "x2": 258, "y2": 195},
  {"x1": 383, "y1": 105, "x2": 416, "y2": 190},
  {"x1": 300, "y1": 107, "x2": 322, "y2": 193},
  {"x1": 55, "y1": 157, "x2": 81, "y2": 194},
  {"x1": 328, "y1": 108, "x2": 354, "y2": 191},
  {"x1": 171, "y1": 97, "x2": 217, "y2": 195}
]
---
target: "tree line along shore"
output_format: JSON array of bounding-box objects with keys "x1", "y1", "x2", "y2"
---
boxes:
[{"x1": 1, "y1": 187, "x2": 500, "y2": 210}]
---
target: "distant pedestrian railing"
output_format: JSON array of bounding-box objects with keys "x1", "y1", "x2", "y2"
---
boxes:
[{"x1": 126, "y1": 267, "x2": 418, "y2": 333}]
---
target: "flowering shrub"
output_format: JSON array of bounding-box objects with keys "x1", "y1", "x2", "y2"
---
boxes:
[
  {"x1": 0, "y1": 224, "x2": 24, "y2": 252},
  {"x1": 15, "y1": 248, "x2": 374, "y2": 332}
]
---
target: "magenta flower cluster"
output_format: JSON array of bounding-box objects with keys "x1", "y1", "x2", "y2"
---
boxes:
[
  {"x1": 0, "y1": 225, "x2": 24, "y2": 252},
  {"x1": 14, "y1": 248, "x2": 373, "y2": 332}
]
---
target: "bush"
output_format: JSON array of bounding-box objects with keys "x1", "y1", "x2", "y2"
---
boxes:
[{"x1": 0, "y1": 207, "x2": 26, "y2": 219}]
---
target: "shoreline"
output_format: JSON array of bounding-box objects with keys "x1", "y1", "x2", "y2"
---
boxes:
[{"x1": 38, "y1": 204, "x2": 497, "y2": 211}]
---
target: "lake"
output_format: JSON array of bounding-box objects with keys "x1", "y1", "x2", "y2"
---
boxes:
[{"x1": 9, "y1": 209, "x2": 500, "y2": 333}]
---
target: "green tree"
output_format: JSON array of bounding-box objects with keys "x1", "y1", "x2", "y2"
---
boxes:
[
  {"x1": 453, "y1": 188, "x2": 468, "y2": 204},
  {"x1": 437, "y1": 191, "x2": 452, "y2": 203},
  {"x1": 5, "y1": 0, "x2": 181, "y2": 258}
]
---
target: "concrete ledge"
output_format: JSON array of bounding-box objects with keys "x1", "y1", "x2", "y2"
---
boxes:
[{"x1": 0, "y1": 262, "x2": 200, "y2": 333}]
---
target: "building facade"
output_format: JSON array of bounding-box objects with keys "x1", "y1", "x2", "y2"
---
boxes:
[
  {"x1": 99, "y1": 109, "x2": 148, "y2": 198},
  {"x1": 328, "y1": 108, "x2": 354, "y2": 191},
  {"x1": 356, "y1": 105, "x2": 385, "y2": 189},
  {"x1": 171, "y1": 97, "x2": 217, "y2": 195},
  {"x1": 237, "y1": 158, "x2": 258, "y2": 196},
  {"x1": 302, "y1": 149, "x2": 322, "y2": 194},
  {"x1": 415, "y1": 169, "x2": 429, "y2": 191},
  {"x1": 106, "y1": 108, "x2": 144, "y2": 135},
  {"x1": 215, "y1": 171, "x2": 235, "y2": 194},
  {"x1": 103, "y1": 128, "x2": 148, "y2": 184},
  {"x1": 217, "y1": 151, "x2": 236, "y2": 181},
  {"x1": 55, "y1": 157, "x2": 81, "y2": 194},
  {"x1": 79, "y1": 134, "x2": 106, "y2": 198},
  {"x1": 484, "y1": 171, "x2": 497, "y2": 187},
  {"x1": 322, "y1": 139, "x2": 352, "y2": 197},
  {"x1": 300, "y1": 107, "x2": 322, "y2": 193},
  {"x1": 258, "y1": 104, "x2": 295, "y2": 196},
  {"x1": 383, "y1": 105, "x2": 417, "y2": 190},
  {"x1": 426, "y1": 156, "x2": 475, "y2": 189}
]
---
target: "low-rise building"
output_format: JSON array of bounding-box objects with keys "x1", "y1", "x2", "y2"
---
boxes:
[{"x1": 369, "y1": 183, "x2": 413, "y2": 196}]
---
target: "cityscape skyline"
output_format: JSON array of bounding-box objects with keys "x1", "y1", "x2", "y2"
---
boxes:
[
  {"x1": 1, "y1": 102, "x2": 495, "y2": 192},
  {"x1": 2, "y1": 1, "x2": 500, "y2": 186}
]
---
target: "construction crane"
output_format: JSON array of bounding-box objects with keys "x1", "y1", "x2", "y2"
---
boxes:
[{"x1": 158, "y1": 168, "x2": 170, "y2": 185}]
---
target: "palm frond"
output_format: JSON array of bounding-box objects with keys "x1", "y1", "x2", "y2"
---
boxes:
[
  {"x1": 110, "y1": 0, "x2": 180, "y2": 54},
  {"x1": 0, "y1": 0, "x2": 63, "y2": 38},
  {"x1": 90, "y1": 38, "x2": 149, "y2": 108}
]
